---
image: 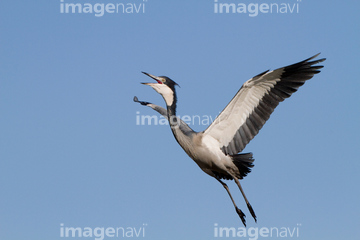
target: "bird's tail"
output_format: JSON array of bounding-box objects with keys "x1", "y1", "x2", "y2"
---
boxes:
[{"x1": 231, "y1": 153, "x2": 254, "y2": 179}]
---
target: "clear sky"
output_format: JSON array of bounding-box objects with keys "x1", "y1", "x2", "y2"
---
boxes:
[{"x1": 1, "y1": 0, "x2": 359, "y2": 239}]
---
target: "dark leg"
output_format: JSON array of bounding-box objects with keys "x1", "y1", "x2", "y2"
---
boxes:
[
  {"x1": 216, "y1": 177, "x2": 247, "y2": 227},
  {"x1": 227, "y1": 172, "x2": 257, "y2": 222}
]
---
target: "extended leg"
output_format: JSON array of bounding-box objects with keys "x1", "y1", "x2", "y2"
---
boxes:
[
  {"x1": 227, "y1": 172, "x2": 257, "y2": 222},
  {"x1": 216, "y1": 177, "x2": 247, "y2": 227}
]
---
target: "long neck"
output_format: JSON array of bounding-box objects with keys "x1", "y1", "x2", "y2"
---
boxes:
[
  {"x1": 165, "y1": 91, "x2": 198, "y2": 160},
  {"x1": 165, "y1": 91, "x2": 179, "y2": 129},
  {"x1": 164, "y1": 91, "x2": 187, "y2": 140}
]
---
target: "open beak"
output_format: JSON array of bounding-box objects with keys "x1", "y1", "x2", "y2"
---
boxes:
[{"x1": 141, "y1": 72, "x2": 163, "y2": 85}]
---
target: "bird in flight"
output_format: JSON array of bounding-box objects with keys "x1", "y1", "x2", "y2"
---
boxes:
[{"x1": 134, "y1": 53, "x2": 325, "y2": 226}]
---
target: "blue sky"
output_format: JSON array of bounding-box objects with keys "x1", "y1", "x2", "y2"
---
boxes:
[{"x1": 1, "y1": 0, "x2": 359, "y2": 239}]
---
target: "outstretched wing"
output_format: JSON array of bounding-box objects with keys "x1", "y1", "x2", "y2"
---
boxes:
[
  {"x1": 133, "y1": 96, "x2": 194, "y2": 135},
  {"x1": 203, "y1": 54, "x2": 326, "y2": 155}
]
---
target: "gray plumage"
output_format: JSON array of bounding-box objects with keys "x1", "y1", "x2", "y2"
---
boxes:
[{"x1": 134, "y1": 54, "x2": 325, "y2": 226}]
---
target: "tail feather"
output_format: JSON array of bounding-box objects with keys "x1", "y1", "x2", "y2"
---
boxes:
[{"x1": 231, "y1": 152, "x2": 254, "y2": 179}]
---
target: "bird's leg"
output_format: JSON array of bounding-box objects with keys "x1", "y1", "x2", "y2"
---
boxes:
[
  {"x1": 216, "y1": 178, "x2": 247, "y2": 227},
  {"x1": 228, "y1": 173, "x2": 257, "y2": 223}
]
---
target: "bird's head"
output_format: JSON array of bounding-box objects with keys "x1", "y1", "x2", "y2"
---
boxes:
[{"x1": 141, "y1": 72, "x2": 179, "y2": 107}]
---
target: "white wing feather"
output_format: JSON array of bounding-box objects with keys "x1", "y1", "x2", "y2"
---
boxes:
[{"x1": 203, "y1": 54, "x2": 325, "y2": 155}]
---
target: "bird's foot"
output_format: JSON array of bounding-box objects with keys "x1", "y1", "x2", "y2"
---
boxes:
[
  {"x1": 236, "y1": 207, "x2": 246, "y2": 227},
  {"x1": 247, "y1": 202, "x2": 257, "y2": 223}
]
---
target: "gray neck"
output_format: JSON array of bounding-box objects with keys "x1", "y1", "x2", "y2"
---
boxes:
[
  {"x1": 165, "y1": 94, "x2": 198, "y2": 160},
  {"x1": 166, "y1": 90, "x2": 178, "y2": 128},
  {"x1": 167, "y1": 103, "x2": 178, "y2": 128},
  {"x1": 166, "y1": 94, "x2": 188, "y2": 143}
]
